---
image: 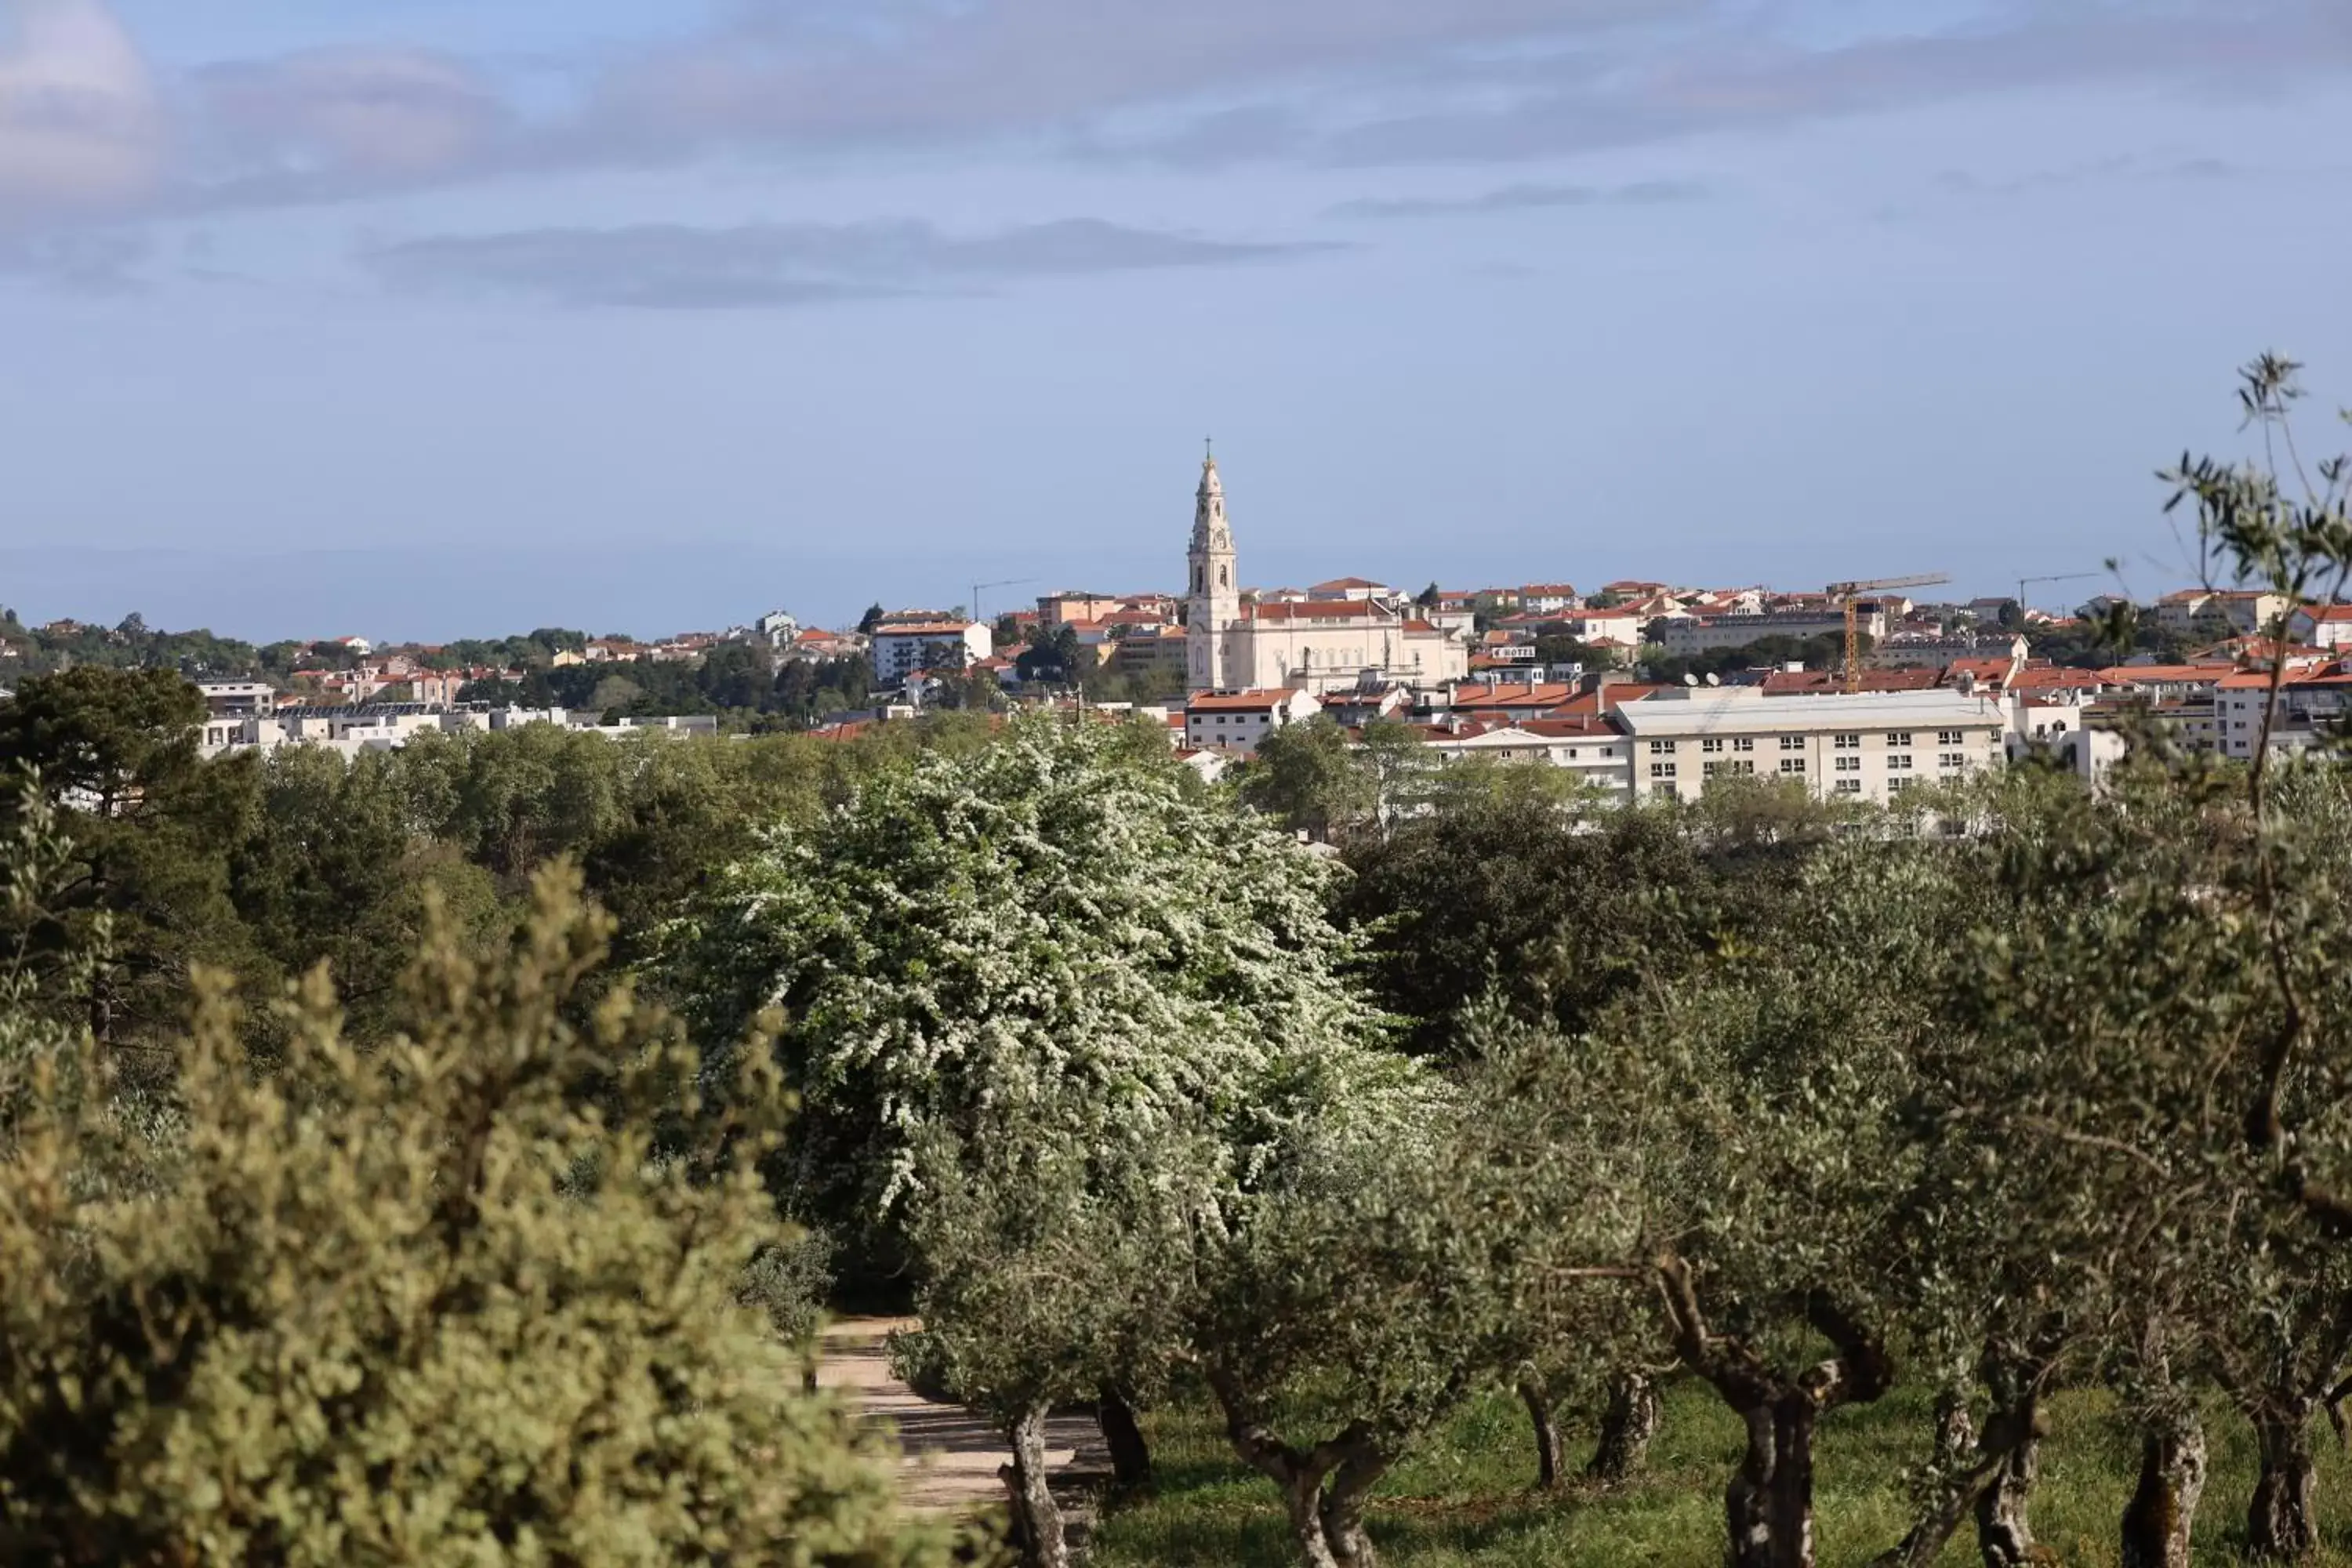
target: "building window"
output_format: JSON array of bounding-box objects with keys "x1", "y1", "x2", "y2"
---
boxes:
[
  {"x1": 1834, "y1": 779, "x2": 1863, "y2": 796},
  {"x1": 1780, "y1": 735, "x2": 1805, "y2": 751},
  {"x1": 1835, "y1": 756, "x2": 1860, "y2": 773},
  {"x1": 1887, "y1": 731, "x2": 1913, "y2": 747},
  {"x1": 1704, "y1": 760, "x2": 1721, "y2": 778},
  {"x1": 1701, "y1": 738, "x2": 1724, "y2": 754},
  {"x1": 1649, "y1": 739, "x2": 1675, "y2": 755},
  {"x1": 1833, "y1": 732, "x2": 1860, "y2": 750},
  {"x1": 1889, "y1": 754, "x2": 1914, "y2": 771},
  {"x1": 1889, "y1": 776, "x2": 1914, "y2": 795},
  {"x1": 1940, "y1": 753, "x2": 1966, "y2": 770},
  {"x1": 1936, "y1": 730, "x2": 1965, "y2": 746},
  {"x1": 1779, "y1": 757, "x2": 1806, "y2": 775},
  {"x1": 1650, "y1": 761, "x2": 1678, "y2": 779},
  {"x1": 1729, "y1": 760, "x2": 1756, "y2": 776},
  {"x1": 1733, "y1": 737, "x2": 1755, "y2": 753}
]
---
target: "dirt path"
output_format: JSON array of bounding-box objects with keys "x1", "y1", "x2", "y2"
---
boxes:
[{"x1": 818, "y1": 1316, "x2": 1109, "y2": 1518}]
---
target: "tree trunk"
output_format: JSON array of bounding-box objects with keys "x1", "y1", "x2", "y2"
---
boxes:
[
  {"x1": 2119, "y1": 1414, "x2": 2205, "y2": 1568},
  {"x1": 1319, "y1": 1449, "x2": 1389, "y2": 1568},
  {"x1": 2247, "y1": 1406, "x2": 2318, "y2": 1562},
  {"x1": 1519, "y1": 1380, "x2": 1566, "y2": 1490},
  {"x1": 999, "y1": 1403, "x2": 1069, "y2": 1568},
  {"x1": 1586, "y1": 1370, "x2": 1661, "y2": 1483},
  {"x1": 1096, "y1": 1383, "x2": 1152, "y2": 1490},
  {"x1": 1976, "y1": 1377, "x2": 2045, "y2": 1568},
  {"x1": 1278, "y1": 1471, "x2": 1345, "y2": 1568},
  {"x1": 1726, "y1": 1396, "x2": 1819, "y2": 1568},
  {"x1": 1871, "y1": 1388, "x2": 1984, "y2": 1568}
]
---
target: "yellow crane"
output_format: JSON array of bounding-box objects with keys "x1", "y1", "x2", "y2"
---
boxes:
[{"x1": 1825, "y1": 573, "x2": 1951, "y2": 692}]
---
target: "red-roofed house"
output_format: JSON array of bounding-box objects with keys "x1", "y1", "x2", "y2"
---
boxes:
[
  {"x1": 2291, "y1": 604, "x2": 2352, "y2": 650},
  {"x1": 1308, "y1": 576, "x2": 1393, "y2": 602}
]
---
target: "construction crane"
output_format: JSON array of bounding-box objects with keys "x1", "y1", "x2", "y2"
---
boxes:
[
  {"x1": 969, "y1": 577, "x2": 1037, "y2": 630},
  {"x1": 2016, "y1": 572, "x2": 2101, "y2": 620},
  {"x1": 1825, "y1": 573, "x2": 1951, "y2": 692}
]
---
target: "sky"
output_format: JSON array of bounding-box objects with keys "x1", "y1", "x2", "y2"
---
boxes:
[{"x1": 1, "y1": 0, "x2": 2349, "y2": 643}]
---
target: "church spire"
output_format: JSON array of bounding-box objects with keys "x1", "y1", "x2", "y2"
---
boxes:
[{"x1": 1187, "y1": 443, "x2": 1239, "y2": 694}]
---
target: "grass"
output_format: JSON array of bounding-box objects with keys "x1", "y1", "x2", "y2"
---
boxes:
[{"x1": 1087, "y1": 1381, "x2": 2352, "y2": 1566}]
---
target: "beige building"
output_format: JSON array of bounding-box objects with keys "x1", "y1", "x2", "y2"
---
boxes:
[
  {"x1": 1615, "y1": 688, "x2": 2006, "y2": 806},
  {"x1": 1185, "y1": 454, "x2": 1466, "y2": 695}
]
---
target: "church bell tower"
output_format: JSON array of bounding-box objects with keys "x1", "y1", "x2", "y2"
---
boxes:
[{"x1": 1187, "y1": 446, "x2": 1240, "y2": 693}]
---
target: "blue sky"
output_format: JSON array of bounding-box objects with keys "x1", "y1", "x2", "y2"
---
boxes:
[{"x1": 2, "y1": 0, "x2": 2349, "y2": 642}]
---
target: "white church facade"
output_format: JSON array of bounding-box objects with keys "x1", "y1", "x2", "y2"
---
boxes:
[{"x1": 1185, "y1": 454, "x2": 1468, "y2": 697}]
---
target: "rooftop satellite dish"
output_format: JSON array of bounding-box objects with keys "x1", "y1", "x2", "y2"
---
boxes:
[
  {"x1": 1705, "y1": 672, "x2": 1722, "y2": 687},
  {"x1": 1683, "y1": 673, "x2": 1700, "y2": 688}
]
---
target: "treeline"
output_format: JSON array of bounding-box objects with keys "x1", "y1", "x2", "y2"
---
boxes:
[
  {"x1": 463, "y1": 646, "x2": 881, "y2": 728},
  {"x1": 0, "y1": 666, "x2": 993, "y2": 1062},
  {"x1": 0, "y1": 608, "x2": 264, "y2": 681}
]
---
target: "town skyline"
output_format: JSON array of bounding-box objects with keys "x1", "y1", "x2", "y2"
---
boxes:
[{"x1": 4, "y1": 0, "x2": 2349, "y2": 638}]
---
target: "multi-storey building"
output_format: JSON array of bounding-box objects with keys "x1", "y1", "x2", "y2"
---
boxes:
[
  {"x1": 870, "y1": 619, "x2": 991, "y2": 684},
  {"x1": 1614, "y1": 688, "x2": 2006, "y2": 806}
]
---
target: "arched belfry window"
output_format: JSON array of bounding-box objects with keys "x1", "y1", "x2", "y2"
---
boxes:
[{"x1": 1219, "y1": 565, "x2": 1229, "y2": 587}]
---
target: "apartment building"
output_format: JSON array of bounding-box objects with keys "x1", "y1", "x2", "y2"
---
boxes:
[
  {"x1": 1615, "y1": 687, "x2": 2006, "y2": 805},
  {"x1": 1652, "y1": 608, "x2": 1888, "y2": 657},
  {"x1": 1420, "y1": 717, "x2": 1632, "y2": 800},
  {"x1": 1183, "y1": 688, "x2": 1322, "y2": 757},
  {"x1": 2212, "y1": 667, "x2": 2352, "y2": 760},
  {"x1": 871, "y1": 619, "x2": 992, "y2": 684}
]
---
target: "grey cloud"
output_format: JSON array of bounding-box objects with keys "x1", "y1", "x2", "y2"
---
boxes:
[
  {"x1": 361, "y1": 217, "x2": 1339, "y2": 310},
  {"x1": 1326, "y1": 178, "x2": 1708, "y2": 220},
  {"x1": 1316, "y1": 1, "x2": 2352, "y2": 165},
  {"x1": 1932, "y1": 153, "x2": 2249, "y2": 196},
  {"x1": 25, "y1": 0, "x2": 2352, "y2": 228},
  {"x1": 0, "y1": 0, "x2": 162, "y2": 213},
  {"x1": 0, "y1": 222, "x2": 147, "y2": 289},
  {"x1": 593, "y1": 0, "x2": 1691, "y2": 150},
  {"x1": 194, "y1": 47, "x2": 514, "y2": 180}
]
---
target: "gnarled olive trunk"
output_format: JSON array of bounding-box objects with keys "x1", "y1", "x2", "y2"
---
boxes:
[
  {"x1": 1976, "y1": 1352, "x2": 2049, "y2": 1568},
  {"x1": 2119, "y1": 1413, "x2": 2205, "y2": 1568},
  {"x1": 1000, "y1": 1403, "x2": 1069, "y2": 1568},
  {"x1": 1207, "y1": 1366, "x2": 1396, "y2": 1568},
  {"x1": 1518, "y1": 1380, "x2": 1566, "y2": 1490},
  {"x1": 1657, "y1": 1258, "x2": 1893, "y2": 1568},
  {"x1": 1726, "y1": 1396, "x2": 1824, "y2": 1568},
  {"x1": 2246, "y1": 1406, "x2": 2318, "y2": 1562},
  {"x1": 1871, "y1": 1388, "x2": 1982, "y2": 1568},
  {"x1": 1319, "y1": 1450, "x2": 1385, "y2": 1568},
  {"x1": 1587, "y1": 1370, "x2": 1661, "y2": 1483},
  {"x1": 1096, "y1": 1383, "x2": 1152, "y2": 1490}
]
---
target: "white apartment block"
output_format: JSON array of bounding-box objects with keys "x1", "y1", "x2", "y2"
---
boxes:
[
  {"x1": 1615, "y1": 688, "x2": 2006, "y2": 806},
  {"x1": 1184, "y1": 688, "x2": 1322, "y2": 757},
  {"x1": 2213, "y1": 669, "x2": 2352, "y2": 760},
  {"x1": 871, "y1": 620, "x2": 991, "y2": 684},
  {"x1": 1421, "y1": 720, "x2": 1632, "y2": 800},
  {"x1": 197, "y1": 681, "x2": 277, "y2": 718}
]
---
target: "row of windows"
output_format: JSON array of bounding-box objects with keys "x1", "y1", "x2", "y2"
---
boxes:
[{"x1": 1657, "y1": 728, "x2": 1985, "y2": 755}]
